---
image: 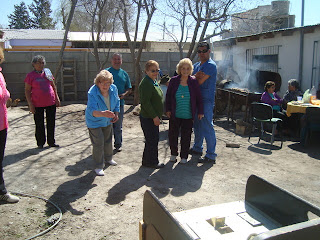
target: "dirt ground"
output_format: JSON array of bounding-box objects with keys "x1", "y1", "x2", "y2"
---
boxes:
[{"x1": 0, "y1": 103, "x2": 319, "y2": 240}]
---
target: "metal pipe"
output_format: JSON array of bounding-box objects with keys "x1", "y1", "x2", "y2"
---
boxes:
[{"x1": 298, "y1": 0, "x2": 305, "y2": 85}]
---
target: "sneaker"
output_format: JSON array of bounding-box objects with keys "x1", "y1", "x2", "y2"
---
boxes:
[
  {"x1": 107, "y1": 159, "x2": 117, "y2": 166},
  {"x1": 169, "y1": 155, "x2": 177, "y2": 162},
  {"x1": 94, "y1": 169, "x2": 105, "y2": 176},
  {"x1": 0, "y1": 193, "x2": 19, "y2": 203},
  {"x1": 180, "y1": 158, "x2": 188, "y2": 164}
]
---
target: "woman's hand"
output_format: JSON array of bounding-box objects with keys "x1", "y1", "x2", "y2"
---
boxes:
[
  {"x1": 166, "y1": 112, "x2": 171, "y2": 118},
  {"x1": 29, "y1": 104, "x2": 35, "y2": 114},
  {"x1": 101, "y1": 110, "x2": 115, "y2": 118},
  {"x1": 111, "y1": 112, "x2": 119, "y2": 123},
  {"x1": 198, "y1": 114, "x2": 204, "y2": 120},
  {"x1": 153, "y1": 116, "x2": 161, "y2": 126},
  {"x1": 56, "y1": 98, "x2": 61, "y2": 107}
]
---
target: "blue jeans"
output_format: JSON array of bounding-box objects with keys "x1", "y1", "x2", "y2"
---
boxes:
[
  {"x1": 192, "y1": 101, "x2": 217, "y2": 160},
  {"x1": 113, "y1": 105, "x2": 124, "y2": 149}
]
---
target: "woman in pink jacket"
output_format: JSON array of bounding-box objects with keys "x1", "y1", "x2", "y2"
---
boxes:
[{"x1": 0, "y1": 48, "x2": 19, "y2": 203}]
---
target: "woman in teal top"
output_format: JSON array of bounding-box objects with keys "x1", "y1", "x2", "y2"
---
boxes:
[
  {"x1": 139, "y1": 60, "x2": 164, "y2": 169},
  {"x1": 166, "y1": 58, "x2": 203, "y2": 164}
]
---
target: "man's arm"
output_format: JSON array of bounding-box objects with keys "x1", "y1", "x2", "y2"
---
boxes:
[
  {"x1": 194, "y1": 71, "x2": 210, "y2": 85},
  {"x1": 119, "y1": 88, "x2": 132, "y2": 99}
]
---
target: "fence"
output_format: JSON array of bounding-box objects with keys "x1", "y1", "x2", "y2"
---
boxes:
[{"x1": 2, "y1": 51, "x2": 184, "y2": 101}]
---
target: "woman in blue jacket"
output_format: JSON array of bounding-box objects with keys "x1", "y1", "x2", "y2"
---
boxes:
[
  {"x1": 85, "y1": 70, "x2": 120, "y2": 176},
  {"x1": 166, "y1": 58, "x2": 204, "y2": 164}
]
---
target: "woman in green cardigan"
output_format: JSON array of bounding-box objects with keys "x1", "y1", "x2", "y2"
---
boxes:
[{"x1": 139, "y1": 60, "x2": 164, "y2": 169}]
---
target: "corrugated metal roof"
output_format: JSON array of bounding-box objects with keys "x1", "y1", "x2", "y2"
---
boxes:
[
  {"x1": 0, "y1": 29, "x2": 175, "y2": 42},
  {"x1": 0, "y1": 29, "x2": 65, "y2": 42}
]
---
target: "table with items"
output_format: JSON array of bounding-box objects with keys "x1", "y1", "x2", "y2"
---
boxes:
[{"x1": 286, "y1": 100, "x2": 320, "y2": 117}]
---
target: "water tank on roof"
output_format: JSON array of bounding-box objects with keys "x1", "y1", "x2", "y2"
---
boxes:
[{"x1": 271, "y1": 0, "x2": 290, "y2": 16}]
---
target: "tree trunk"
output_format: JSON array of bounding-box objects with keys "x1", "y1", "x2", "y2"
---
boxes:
[{"x1": 54, "y1": 0, "x2": 78, "y2": 83}]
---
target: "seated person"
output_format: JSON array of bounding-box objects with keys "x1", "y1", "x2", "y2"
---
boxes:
[
  {"x1": 317, "y1": 83, "x2": 320, "y2": 100},
  {"x1": 261, "y1": 81, "x2": 288, "y2": 134},
  {"x1": 283, "y1": 79, "x2": 302, "y2": 106}
]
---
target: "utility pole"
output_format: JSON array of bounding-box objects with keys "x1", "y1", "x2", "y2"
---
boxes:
[{"x1": 298, "y1": 0, "x2": 305, "y2": 85}]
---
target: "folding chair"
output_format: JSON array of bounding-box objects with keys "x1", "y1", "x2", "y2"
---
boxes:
[
  {"x1": 300, "y1": 107, "x2": 320, "y2": 146},
  {"x1": 249, "y1": 102, "x2": 283, "y2": 148}
]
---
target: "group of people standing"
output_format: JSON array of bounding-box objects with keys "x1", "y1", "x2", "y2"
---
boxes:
[
  {"x1": 85, "y1": 42, "x2": 218, "y2": 174},
  {"x1": 0, "y1": 41, "x2": 218, "y2": 200},
  {"x1": 139, "y1": 42, "x2": 218, "y2": 169}
]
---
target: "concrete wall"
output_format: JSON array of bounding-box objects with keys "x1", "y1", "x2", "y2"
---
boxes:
[
  {"x1": 1, "y1": 51, "x2": 184, "y2": 101},
  {"x1": 213, "y1": 26, "x2": 320, "y2": 96}
]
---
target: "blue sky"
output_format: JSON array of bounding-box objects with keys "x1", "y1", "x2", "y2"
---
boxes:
[{"x1": 1, "y1": 0, "x2": 320, "y2": 29}]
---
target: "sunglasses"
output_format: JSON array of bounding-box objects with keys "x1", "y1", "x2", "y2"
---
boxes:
[
  {"x1": 197, "y1": 49, "x2": 209, "y2": 54},
  {"x1": 150, "y1": 69, "x2": 160, "y2": 73}
]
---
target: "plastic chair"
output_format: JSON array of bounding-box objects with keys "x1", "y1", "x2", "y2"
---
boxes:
[
  {"x1": 249, "y1": 102, "x2": 283, "y2": 148},
  {"x1": 300, "y1": 107, "x2": 320, "y2": 146}
]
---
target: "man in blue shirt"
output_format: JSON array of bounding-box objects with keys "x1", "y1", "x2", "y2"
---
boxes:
[
  {"x1": 106, "y1": 53, "x2": 132, "y2": 152},
  {"x1": 190, "y1": 42, "x2": 217, "y2": 163}
]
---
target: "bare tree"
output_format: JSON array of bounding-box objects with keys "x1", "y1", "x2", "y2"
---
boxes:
[
  {"x1": 186, "y1": 0, "x2": 235, "y2": 60},
  {"x1": 77, "y1": 0, "x2": 123, "y2": 70},
  {"x1": 119, "y1": 0, "x2": 156, "y2": 105},
  {"x1": 159, "y1": 0, "x2": 193, "y2": 59},
  {"x1": 54, "y1": 0, "x2": 78, "y2": 81}
]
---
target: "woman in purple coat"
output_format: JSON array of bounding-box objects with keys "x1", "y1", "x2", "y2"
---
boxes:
[
  {"x1": 261, "y1": 81, "x2": 288, "y2": 133},
  {"x1": 166, "y1": 58, "x2": 203, "y2": 164}
]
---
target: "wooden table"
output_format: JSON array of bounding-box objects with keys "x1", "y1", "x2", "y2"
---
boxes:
[{"x1": 286, "y1": 100, "x2": 320, "y2": 117}]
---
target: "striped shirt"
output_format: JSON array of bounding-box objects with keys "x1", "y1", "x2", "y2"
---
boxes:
[{"x1": 175, "y1": 85, "x2": 192, "y2": 119}]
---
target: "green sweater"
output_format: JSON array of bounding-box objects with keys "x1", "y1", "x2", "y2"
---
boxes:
[{"x1": 139, "y1": 75, "x2": 163, "y2": 119}]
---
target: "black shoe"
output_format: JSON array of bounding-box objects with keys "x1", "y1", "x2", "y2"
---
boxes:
[
  {"x1": 115, "y1": 147, "x2": 122, "y2": 152},
  {"x1": 37, "y1": 145, "x2": 44, "y2": 149},
  {"x1": 189, "y1": 148, "x2": 202, "y2": 155},
  {"x1": 49, "y1": 144, "x2": 60, "y2": 148},
  {"x1": 142, "y1": 163, "x2": 165, "y2": 169},
  {"x1": 198, "y1": 156, "x2": 216, "y2": 164}
]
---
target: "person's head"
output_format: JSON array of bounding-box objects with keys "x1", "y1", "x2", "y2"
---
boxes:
[
  {"x1": 264, "y1": 81, "x2": 276, "y2": 93},
  {"x1": 197, "y1": 42, "x2": 211, "y2": 63},
  {"x1": 288, "y1": 79, "x2": 299, "y2": 92},
  {"x1": 111, "y1": 53, "x2": 122, "y2": 70},
  {"x1": 0, "y1": 47, "x2": 4, "y2": 64},
  {"x1": 176, "y1": 58, "x2": 193, "y2": 77},
  {"x1": 32, "y1": 55, "x2": 46, "y2": 72},
  {"x1": 94, "y1": 70, "x2": 114, "y2": 94},
  {"x1": 145, "y1": 60, "x2": 159, "y2": 80}
]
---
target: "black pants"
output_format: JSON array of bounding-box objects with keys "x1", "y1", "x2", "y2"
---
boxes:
[
  {"x1": 0, "y1": 129, "x2": 7, "y2": 195},
  {"x1": 169, "y1": 117, "x2": 193, "y2": 159},
  {"x1": 34, "y1": 105, "x2": 56, "y2": 147},
  {"x1": 140, "y1": 116, "x2": 159, "y2": 166}
]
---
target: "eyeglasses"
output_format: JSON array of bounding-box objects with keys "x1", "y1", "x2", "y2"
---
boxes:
[
  {"x1": 36, "y1": 62, "x2": 45, "y2": 64},
  {"x1": 197, "y1": 49, "x2": 209, "y2": 54},
  {"x1": 150, "y1": 69, "x2": 160, "y2": 73},
  {"x1": 99, "y1": 81, "x2": 111, "y2": 86}
]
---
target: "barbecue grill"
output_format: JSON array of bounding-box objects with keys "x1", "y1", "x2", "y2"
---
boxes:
[{"x1": 215, "y1": 70, "x2": 282, "y2": 123}]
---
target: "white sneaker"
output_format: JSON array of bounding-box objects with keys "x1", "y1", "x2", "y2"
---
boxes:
[
  {"x1": 0, "y1": 193, "x2": 19, "y2": 203},
  {"x1": 95, "y1": 169, "x2": 105, "y2": 176},
  {"x1": 180, "y1": 158, "x2": 188, "y2": 164},
  {"x1": 169, "y1": 155, "x2": 177, "y2": 162},
  {"x1": 107, "y1": 159, "x2": 117, "y2": 166}
]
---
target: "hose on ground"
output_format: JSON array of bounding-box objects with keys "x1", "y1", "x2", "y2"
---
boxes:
[{"x1": 11, "y1": 191, "x2": 62, "y2": 240}]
